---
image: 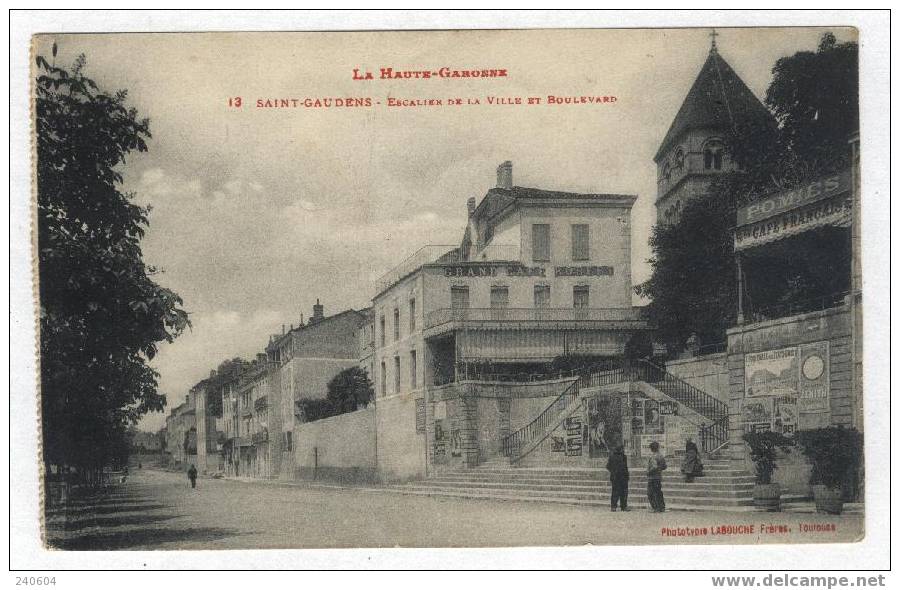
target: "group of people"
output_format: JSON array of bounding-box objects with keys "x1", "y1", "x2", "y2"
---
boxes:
[{"x1": 605, "y1": 439, "x2": 704, "y2": 512}]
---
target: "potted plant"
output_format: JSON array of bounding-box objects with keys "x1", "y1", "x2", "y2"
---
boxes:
[
  {"x1": 796, "y1": 427, "x2": 864, "y2": 515},
  {"x1": 742, "y1": 430, "x2": 794, "y2": 511}
]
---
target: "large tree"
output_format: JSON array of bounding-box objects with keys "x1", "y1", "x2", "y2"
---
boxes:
[
  {"x1": 325, "y1": 367, "x2": 374, "y2": 415},
  {"x1": 36, "y1": 51, "x2": 189, "y2": 482},
  {"x1": 637, "y1": 33, "x2": 858, "y2": 351}
]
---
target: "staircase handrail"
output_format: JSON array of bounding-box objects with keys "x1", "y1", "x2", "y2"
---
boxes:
[{"x1": 501, "y1": 376, "x2": 580, "y2": 458}]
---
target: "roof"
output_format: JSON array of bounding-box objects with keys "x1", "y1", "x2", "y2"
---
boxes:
[
  {"x1": 473, "y1": 186, "x2": 637, "y2": 224},
  {"x1": 654, "y1": 48, "x2": 772, "y2": 162}
]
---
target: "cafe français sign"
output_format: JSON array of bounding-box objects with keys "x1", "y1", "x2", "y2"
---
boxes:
[{"x1": 734, "y1": 170, "x2": 852, "y2": 251}]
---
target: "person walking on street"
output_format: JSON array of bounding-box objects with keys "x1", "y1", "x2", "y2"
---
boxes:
[
  {"x1": 647, "y1": 441, "x2": 667, "y2": 512},
  {"x1": 606, "y1": 445, "x2": 631, "y2": 512},
  {"x1": 187, "y1": 464, "x2": 198, "y2": 489}
]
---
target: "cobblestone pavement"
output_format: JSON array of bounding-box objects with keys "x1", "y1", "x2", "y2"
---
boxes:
[{"x1": 43, "y1": 469, "x2": 864, "y2": 550}]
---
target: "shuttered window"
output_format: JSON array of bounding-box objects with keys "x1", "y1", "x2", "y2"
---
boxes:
[
  {"x1": 490, "y1": 286, "x2": 509, "y2": 309},
  {"x1": 573, "y1": 285, "x2": 590, "y2": 309},
  {"x1": 534, "y1": 285, "x2": 551, "y2": 308},
  {"x1": 532, "y1": 224, "x2": 551, "y2": 261},
  {"x1": 571, "y1": 224, "x2": 590, "y2": 261},
  {"x1": 450, "y1": 286, "x2": 470, "y2": 309}
]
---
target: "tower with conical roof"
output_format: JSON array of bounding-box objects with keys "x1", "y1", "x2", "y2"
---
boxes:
[{"x1": 654, "y1": 31, "x2": 773, "y2": 225}]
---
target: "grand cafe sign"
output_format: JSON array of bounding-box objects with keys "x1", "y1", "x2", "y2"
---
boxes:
[
  {"x1": 443, "y1": 263, "x2": 614, "y2": 278},
  {"x1": 734, "y1": 170, "x2": 852, "y2": 251}
]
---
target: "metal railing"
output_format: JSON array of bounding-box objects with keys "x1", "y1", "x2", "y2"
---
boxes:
[
  {"x1": 425, "y1": 307, "x2": 647, "y2": 330},
  {"x1": 744, "y1": 291, "x2": 849, "y2": 324},
  {"x1": 374, "y1": 245, "x2": 459, "y2": 295},
  {"x1": 501, "y1": 378, "x2": 581, "y2": 459},
  {"x1": 499, "y1": 358, "x2": 730, "y2": 460}
]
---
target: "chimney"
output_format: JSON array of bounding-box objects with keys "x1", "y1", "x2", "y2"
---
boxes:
[
  {"x1": 209, "y1": 370, "x2": 216, "y2": 379},
  {"x1": 282, "y1": 324, "x2": 285, "y2": 335},
  {"x1": 467, "y1": 197, "x2": 477, "y2": 217},
  {"x1": 311, "y1": 299, "x2": 324, "y2": 324},
  {"x1": 496, "y1": 161, "x2": 512, "y2": 189}
]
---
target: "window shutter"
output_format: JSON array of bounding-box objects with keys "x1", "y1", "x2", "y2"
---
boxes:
[{"x1": 532, "y1": 224, "x2": 551, "y2": 261}]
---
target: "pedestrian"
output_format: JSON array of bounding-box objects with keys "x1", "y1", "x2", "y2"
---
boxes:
[
  {"x1": 647, "y1": 441, "x2": 667, "y2": 512},
  {"x1": 606, "y1": 445, "x2": 631, "y2": 512},
  {"x1": 187, "y1": 464, "x2": 198, "y2": 489},
  {"x1": 681, "y1": 438, "x2": 703, "y2": 482}
]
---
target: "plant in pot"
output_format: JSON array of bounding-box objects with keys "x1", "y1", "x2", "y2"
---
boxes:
[
  {"x1": 796, "y1": 427, "x2": 863, "y2": 515},
  {"x1": 742, "y1": 430, "x2": 794, "y2": 511}
]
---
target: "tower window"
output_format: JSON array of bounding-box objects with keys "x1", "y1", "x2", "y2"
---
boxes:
[{"x1": 703, "y1": 139, "x2": 724, "y2": 170}]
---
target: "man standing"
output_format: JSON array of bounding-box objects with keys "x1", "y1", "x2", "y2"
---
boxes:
[
  {"x1": 647, "y1": 441, "x2": 667, "y2": 512},
  {"x1": 606, "y1": 445, "x2": 631, "y2": 512},
  {"x1": 187, "y1": 464, "x2": 198, "y2": 489}
]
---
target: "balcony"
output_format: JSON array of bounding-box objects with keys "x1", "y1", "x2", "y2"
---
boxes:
[
  {"x1": 424, "y1": 307, "x2": 649, "y2": 337},
  {"x1": 375, "y1": 245, "x2": 459, "y2": 296}
]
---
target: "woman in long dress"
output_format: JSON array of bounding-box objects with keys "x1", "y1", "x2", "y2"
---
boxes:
[{"x1": 681, "y1": 438, "x2": 703, "y2": 482}]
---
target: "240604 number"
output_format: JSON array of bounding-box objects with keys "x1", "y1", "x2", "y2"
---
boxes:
[{"x1": 16, "y1": 577, "x2": 56, "y2": 586}]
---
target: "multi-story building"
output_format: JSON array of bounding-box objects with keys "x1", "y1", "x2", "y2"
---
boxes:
[
  {"x1": 373, "y1": 161, "x2": 648, "y2": 400},
  {"x1": 267, "y1": 301, "x2": 368, "y2": 479}
]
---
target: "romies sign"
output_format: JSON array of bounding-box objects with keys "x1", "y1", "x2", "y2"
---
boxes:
[
  {"x1": 734, "y1": 170, "x2": 852, "y2": 251},
  {"x1": 736, "y1": 170, "x2": 851, "y2": 226}
]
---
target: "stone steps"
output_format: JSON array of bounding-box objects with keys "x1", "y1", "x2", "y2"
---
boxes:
[
  {"x1": 389, "y1": 484, "x2": 755, "y2": 510},
  {"x1": 406, "y1": 479, "x2": 754, "y2": 499},
  {"x1": 390, "y1": 459, "x2": 756, "y2": 511}
]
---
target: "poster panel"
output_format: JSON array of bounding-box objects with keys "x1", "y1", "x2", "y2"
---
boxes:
[{"x1": 744, "y1": 346, "x2": 799, "y2": 398}]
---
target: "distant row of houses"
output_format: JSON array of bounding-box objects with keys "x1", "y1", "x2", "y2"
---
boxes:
[{"x1": 161, "y1": 300, "x2": 371, "y2": 479}]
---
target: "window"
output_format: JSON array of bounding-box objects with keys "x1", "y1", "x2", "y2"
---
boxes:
[
  {"x1": 534, "y1": 285, "x2": 551, "y2": 308},
  {"x1": 573, "y1": 285, "x2": 590, "y2": 309},
  {"x1": 532, "y1": 223, "x2": 551, "y2": 261},
  {"x1": 380, "y1": 361, "x2": 387, "y2": 397},
  {"x1": 490, "y1": 286, "x2": 509, "y2": 308},
  {"x1": 394, "y1": 356, "x2": 401, "y2": 394},
  {"x1": 409, "y1": 298, "x2": 416, "y2": 332},
  {"x1": 704, "y1": 139, "x2": 724, "y2": 170},
  {"x1": 410, "y1": 350, "x2": 417, "y2": 389},
  {"x1": 571, "y1": 224, "x2": 590, "y2": 261},
  {"x1": 393, "y1": 308, "x2": 400, "y2": 341},
  {"x1": 450, "y1": 286, "x2": 470, "y2": 309},
  {"x1": 285, "y1": 431, "x2": 293, "y2": 452},
  {"x1": 379, "y1": 315, "x2": 385, "y2": 347}
]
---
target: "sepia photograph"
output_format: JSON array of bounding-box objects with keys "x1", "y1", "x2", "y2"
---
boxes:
[{"x1": 9, "y1": 9, "x2": 892, "y2": 574}]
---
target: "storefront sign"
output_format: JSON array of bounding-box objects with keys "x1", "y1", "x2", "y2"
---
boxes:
[
  {"x1": 736, "y1": 170, "x2": 852, "y2": 226},
  {"x1": 734, "y1": 192, "x2": 852, "y2": 251},
  {"x1": 443, "y1": 263, "x2": 547, "y2": 278},
  {"x1": 554, "y1": 265, "x2": 614, "y2": 277}
]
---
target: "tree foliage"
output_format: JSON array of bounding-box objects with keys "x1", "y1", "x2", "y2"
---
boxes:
[
  {"x1": 326, "y1": 366, "x2": 374, "y2": 415},
  {"x1": 635, "y1": 192, "x2": 738, "y2": 350},
  {"x1": 637, "y1": 33, "x2": 858, "y2": 351},
  {"x1": 205, "y1": 357, "x2": 249, "y2": 418},
  {"x1": 36, "y1": 52, "x2": 189, "y2": 479}
]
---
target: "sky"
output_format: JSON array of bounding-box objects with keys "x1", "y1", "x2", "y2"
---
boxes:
[{"x1": 34, "y1": 27, "x2": 855, "y2": 432}]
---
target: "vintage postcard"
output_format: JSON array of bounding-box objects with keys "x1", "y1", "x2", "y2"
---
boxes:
[{"x1": 16, "y1": 15, "x2": 890, "y2": 569}]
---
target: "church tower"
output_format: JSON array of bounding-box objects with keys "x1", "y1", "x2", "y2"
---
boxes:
[{"x1": 655, "y1": 31, "x2": 773, "y2": 225}]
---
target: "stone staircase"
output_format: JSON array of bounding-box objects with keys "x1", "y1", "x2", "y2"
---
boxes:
[{"x1": 390, "y1": 457, "x2": 756, "y2": 511}]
